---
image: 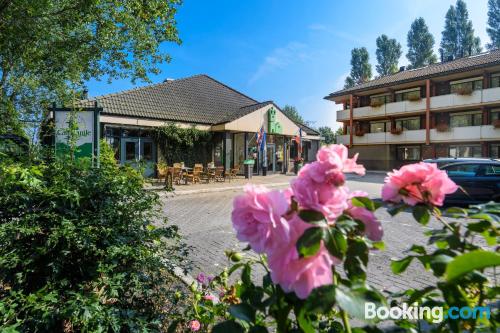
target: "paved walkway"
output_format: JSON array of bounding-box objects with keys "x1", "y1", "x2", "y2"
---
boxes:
[{"x1": 160, "y1": 173, "x2": 440, "y2": 295}]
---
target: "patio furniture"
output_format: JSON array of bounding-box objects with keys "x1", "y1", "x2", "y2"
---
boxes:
[
  {"x1": 173, "y1": 166, "x2": 185, "y2": 185},
  {"x1": 185, "y1": 164, "x2": 203, "y2": 184},
  {"x1": 226, "y1": 164, "x2": 240, "y2": 182},
  {"x1": 214, "y1": 166, "x2": 225, "y2": 182},
  {"x1": 157, "y1": 163, "x2": 168, "y2": 183}
]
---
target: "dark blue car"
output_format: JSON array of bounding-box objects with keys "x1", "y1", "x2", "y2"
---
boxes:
[{"x1": 424, "y1": 158, "x2": 500, "y2": 204}]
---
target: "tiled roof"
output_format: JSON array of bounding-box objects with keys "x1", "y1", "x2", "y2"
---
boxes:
[
  {"x1": 325, "y1": 49, "x2": 500, "y2": 100},
  {"x1": 296, "y1": 122, "x2": 320, "y2": 136},
  {"x1": 77, "y1": 74, "x2": 259, "y2": 125}
]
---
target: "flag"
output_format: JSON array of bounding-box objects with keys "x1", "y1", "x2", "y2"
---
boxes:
[{"x1": 257, "y1": 126, "x2": 264, "y2": 146}]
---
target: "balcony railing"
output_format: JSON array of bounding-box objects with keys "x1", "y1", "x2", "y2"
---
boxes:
[
  {"x1": 337, "y1": 125, "x2": 500, "y2": 146},
  {"x1": 336, "y1": 87, "x2": 500, "y2": 122}
]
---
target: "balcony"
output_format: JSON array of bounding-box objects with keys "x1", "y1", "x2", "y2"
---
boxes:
[
  {"x1": 337, "y1": 87, "x2": 500, "y2": 122},
  {"x1": 337, "y1": 134, "x2": 349, "y2": 145},
  {"x1": 353, "y1": 132, "x2": 386, "y2": 145},
  {"x1": 430, "y1": 125, "x2": 500, "y2": 142},
  {"x1": 386, "y1": 129, "x2": 425, "y2": 143},
  {"x1": 337, "y1": 129, "x2": 426, "y2": 145}
]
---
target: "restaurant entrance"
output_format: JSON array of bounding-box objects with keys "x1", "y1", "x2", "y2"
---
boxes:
[
  {"x1": 266, "y1": 143, "x2": 276, "y2": 173},
  {"x1": 121, "y1": 137, "x2": 155, "y2": 177}
]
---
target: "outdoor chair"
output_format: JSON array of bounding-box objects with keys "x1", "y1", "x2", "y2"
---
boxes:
[
  {"x1": 225, "y1": 164, "x2": 240, "y2": 182},
  {"x1": 185, "y1": 165, "x2": 203, "y2": 184},
  {"x1": 214, "y1": 166, "x2": 225, "y2": 182},
  {"x1": 173, "y1": 162, "x2": 181, "y2": 168},
  {"x1": 157, "y1": 164, "x2": 167, "y2": 184},
  {"x1": 173, "y1": 166, "x2": 184, "y2": 185}
]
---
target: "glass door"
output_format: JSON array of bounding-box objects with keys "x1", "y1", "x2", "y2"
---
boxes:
[
  {"x1": 122, "y1": 138, "x2": 139, "y2": 169},
  {"x1": 266, "y1": 144, "x2": 276, "y2": 173},
  {"x1": 121, "y1": 138, "x2": 155, "y2": 177},
  {"x1": 140, "y1": 140, "x2": 155, "y2": 177}
]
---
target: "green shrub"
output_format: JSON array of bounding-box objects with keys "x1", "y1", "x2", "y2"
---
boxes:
[{"x1": 0, "y1": 144, "x2": 189, "y2": 332}]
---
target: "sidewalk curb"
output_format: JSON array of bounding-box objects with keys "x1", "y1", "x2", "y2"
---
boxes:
[{"x1": 158, "y1": 182, "x2": 290, "y2": 197}]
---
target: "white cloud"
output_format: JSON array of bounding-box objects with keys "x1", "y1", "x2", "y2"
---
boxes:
[
  {"x1": 308, "y1": 23, "x2": 365, "y2": 44},
  {"x1": 248, "y1": 42, "x2": 310, "y2": 85}
]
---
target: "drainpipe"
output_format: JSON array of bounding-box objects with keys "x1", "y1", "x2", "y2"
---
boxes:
[
  {"x1": 425, "y1": 79, "x2": 431, "y2": 145},
  {"x1": 349, "y1": 94, "x2": 354, "y2": 148}
]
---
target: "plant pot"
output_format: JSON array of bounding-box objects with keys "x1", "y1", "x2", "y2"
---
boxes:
[
  {"x1": 390, "y1": 128, "x2": 403, "y2": 135},
  {"x1": 493, "y1": 119, "x2": 500, "y2": 128},
  {"x1": 436, "y1": 123, "x2": 449, "y2": 132},
  {"x1": 370, "y1": 100, "x2": 384, "y2": 108},
  {"x1": 455, "y1": 87, "x2": 473, "y2": 96},
  {"x1": 355, "y1": 131, "x2": 365, "y2": 137},
  {"x1": 407, "y1": 95, "x2": 422, "y2": 102}
]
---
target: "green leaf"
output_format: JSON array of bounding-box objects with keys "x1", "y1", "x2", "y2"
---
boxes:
[
  {"x1": 412, "y1": 205, "x2": 430, "y2": 225},
  {"x1": 470, "y1": 213, "x2": 499, "y2": 223},
  {"x1": 387, "y1": 203, "x2": 407, "y2": 216},
  {"x1": 303, "y1": 284, "x2": 336, "y2": 314},
  {"x1": 335, "y1": 285, "x2": 386, "y2": 322},
  {"x1": 299, "y1": 210, "x2": 326, "y2": 223},
  {"x1": 212, "y1": 320, "x2": 245, "y2": 333},
  {"x1": 391, "y1": 256, "x2": 414, "y2": 274},
  {"x1": 351, "y1": 196, "x2": 377, "y2": 211},
  {"x1": 242, "y1": 264, "x2": 252, "y2": 285},
  {"x1": 429, "y1": 254, "x2": 453, "y2": 277},
  {"x1": 296, "y1": 227, "x2": 324, "y2": 258},
  {"x1": 445, "y1": 250, "x2": 500, "y2": 281},
  {"x1": 229, "y1": 303, "x2": 256, "y2": 323},
  {"x1": 297, "y1": 308, "x2": 316, "y2": 333},
  {"x1": 324, "y1": 228, "x2": 347, "y2": 259}
]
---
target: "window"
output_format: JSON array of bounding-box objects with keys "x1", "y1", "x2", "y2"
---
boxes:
[
  {"x1": 142, "y1": 142, "x2": 153, "y2": 161},
  {"x1": 491, "y1": 73, "x2": 500, "y2": 88},
  {"x1": 370, "y1": 94, "x2": 391, "y2": 106},
  {"x1": 444, "y1": 163, "x2": 480, "y2": 177},
  {"x1": 491, "y1": 144, "x2": 500, "y2": 159},
  {"x1": 491, "y1": 109, "x2": 500, "y2": 122},
  {"x1": 449, "y1": 145, "x2": 482, "y2": 158},
  {"x1": 395, "y1": 117, "x2": 420, "y2": 131},
  {"x1": 449, "y1": 111, "x2": 482, "y2": 128},
  {"x1": 397, "y1": 146, "x2": 421, "y2": 160},
  {"x1": 484, "y1": 164, "x2": 500, "y2": 176},
  {"x1": 450, "y1": 78, "x2": 483, "y2": 93},
  {"x1": 395, "y1": 88, "x2": 421, "y2": 102},
  {"x1": 369, "y1": 121, "x2": 390, "y2": 133},
  {"x1": 125, "y1": 141, "x2": 136, "y2": 161}
]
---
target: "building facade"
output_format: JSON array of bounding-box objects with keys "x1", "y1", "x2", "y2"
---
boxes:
[
  {"x1": 325, "y1": 50, "x2": 500, "y2": 170},
  {"x1": 74, "y1": 75, "x2": 320, "y2": 176}
]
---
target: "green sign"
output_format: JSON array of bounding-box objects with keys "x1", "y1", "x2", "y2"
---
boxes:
[
  {"x1": 54, "y1": 109, "x2": 99, "y2": 160},
  {"x1": 267, "y1": 107, "x2": 283, "y2": 134}
]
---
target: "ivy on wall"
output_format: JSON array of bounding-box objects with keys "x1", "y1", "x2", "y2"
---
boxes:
[{"x1": 153, "y1": 123, "x2": 213, "y2": 166}]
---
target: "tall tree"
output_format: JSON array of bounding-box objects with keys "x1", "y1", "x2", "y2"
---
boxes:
[
  {"x1": 375, "y1": 35, "x2": 402, "y2": 76},
  {"x1": 440, "y1": 0, "x2": 482, "y2": 60},
  {"x1": 0, "y1": 0, "x2": 181, "y2": 136},
  {"x1": 318, "y1": 126, "x2": 335, "y2": 145},
  {"x1": 282, "y1": 105, "x2": 305, "y2": 124},
  {"x1": 344, "y1": 47, "x2": 372, "y2": 88},
  {"x1": 487, "y1": 0, "x2": 500, "y2": 50},
  {"x1": 406, "y1": 18, "x2": 437, "y2": 69}
]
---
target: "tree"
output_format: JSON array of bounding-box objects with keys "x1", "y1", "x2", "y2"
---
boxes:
[
  {"x1": 406, "y1": 18, "x2": 437, "y2": 68},
  {"x1": 487, "y1": 0, "x2": 500, "y2": 50},
  {"x1": 282, "y1": 105, "x2": 305, "y2": 124},
  {"x1": 375, "y1": 35, "x2": 402, "y2": 76},
  {"x1": 318, "y1": 126, "x2": 335, "y2": 144},
  {"x1": 440, "y1": 0, "x2": 482, "y2": 60},
  {"x1": 0, "y1": 0, "x2": 181, "y2": 136},
  {"x1": 344, "y1": 47, "x2": 372, "y2": 88}
]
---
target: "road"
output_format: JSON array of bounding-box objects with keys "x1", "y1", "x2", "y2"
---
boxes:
[{"x1": 161, "y1": 173, "x2": 439, "y2": 293}]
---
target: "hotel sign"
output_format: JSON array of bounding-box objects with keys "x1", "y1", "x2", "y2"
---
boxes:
[{"x1": 53, "y1": 106, "x2": 100, "y2": 160}]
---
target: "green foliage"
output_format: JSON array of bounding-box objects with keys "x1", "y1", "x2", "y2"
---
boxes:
[
  {"x1": 390, "y1": 202, "x2": 499, "y2": 332},
  {"x1": 375, "y1": 34, "x2": 402, "y2": 76},
  {"x1": 344, "y1": 47, "x2": 372, "y2": 88},
  {"x1": 440, "y1": 0, "x2": 482, "y2": 60},
  {"x1": 0, "y1": 146, "x2": 189, "y2": 332},
  {"x1": 406, "y1": 18, "x2": 437, "y2": 69},
  {"x1": 487, "y1": 0, "x2": 500, "y2": 50},
  {"x1": 317, "y1": 126, "x2": 335, "y2": 145},
  {"x1": 0, "y1": 0, "x2": 181, "y2": 136},
  {"x1": 282, "y1": 105, "x2": 305, "y2": 124},
  {"x1": 154, "y1": 123, "x2": 213, "y2": 166}
]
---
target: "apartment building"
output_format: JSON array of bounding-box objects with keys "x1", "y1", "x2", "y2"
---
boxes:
[{"x1": 325, "y1": 50, "x2": 500, "y2": 170}]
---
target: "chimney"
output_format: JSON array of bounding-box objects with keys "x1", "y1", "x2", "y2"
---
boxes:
[
  {"x1": 82, "y1": 89, "x2": 88, "y2": 99},
  {"x1": 164, "y1": 78, "x2": 175, "y2": 82},
  {"x1": 447, "y1": 55, "x2": 454, "y2": 62},
  {"x1": 399, "y1": 66, "x2": 406, "y2": 72}
]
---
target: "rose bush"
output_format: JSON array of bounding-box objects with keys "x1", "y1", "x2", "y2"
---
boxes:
[{"x1": 181, "y1": 145, "x2": 499, "y2": 333}]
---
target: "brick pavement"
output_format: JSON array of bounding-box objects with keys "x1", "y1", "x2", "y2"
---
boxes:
[{"x1": 160, "y1": 175, "x2": 439, "y2": 294}]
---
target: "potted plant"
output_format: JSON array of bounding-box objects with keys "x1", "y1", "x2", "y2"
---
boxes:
[
  {"x1": 454, "y1": 86, "x2": 473, "y2": 96},
  {"x1": 390, "y1": 127, "x2": 403, "y2": 135},
  {"x1": 293, "y1": 156, "x2": 304, "y2": 175},
  {"x1": 354, "y1": 129, "x2": 365, "y2": 136},
  {"x1": 407, "y1": 93, "x2": 421, "y2": 102},
  {"x1": 370, "y1": 99, "x2": 384, "y2": 107},
  {"x1": 493, "y1": 119, "x2": 500, "y2": 128},
  {"x1": 436, "y1": 122, "x2": 449, "y2": 132}
]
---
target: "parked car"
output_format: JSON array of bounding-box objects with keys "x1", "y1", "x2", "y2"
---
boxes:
[{"x1": 424, "y1": 158, "x2": 500, "y2": 204}]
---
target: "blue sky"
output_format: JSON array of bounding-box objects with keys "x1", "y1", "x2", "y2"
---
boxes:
[{"x1": 87, "y1": 0, "x2": 489, "y2": 129}]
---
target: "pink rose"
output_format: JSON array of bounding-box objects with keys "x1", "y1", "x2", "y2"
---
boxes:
[
  {"x1": 189, "y1": 320, "x2": 201, "y2": 331},
  {"x1": 316, "y1": 144, "x2": 366, "y2": 177},
  {"x1": 203, "y1": 294, "x2": 216, "y2": 302},
  {"x1": 232, "y1": 185, "x2": 290, "y2": 253},
  {"x1": 267, "y1": 216, "x2": 340, "y2": 299},
  {"x1": 382, "y1": 162, "x2": 458, "y2": 206},
  {"x1": 346, "y1": 191, "x2": 383, "y2": 241},
  {"x1": 291, "y1": 176, "x2": 349, "y2": 222}
]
